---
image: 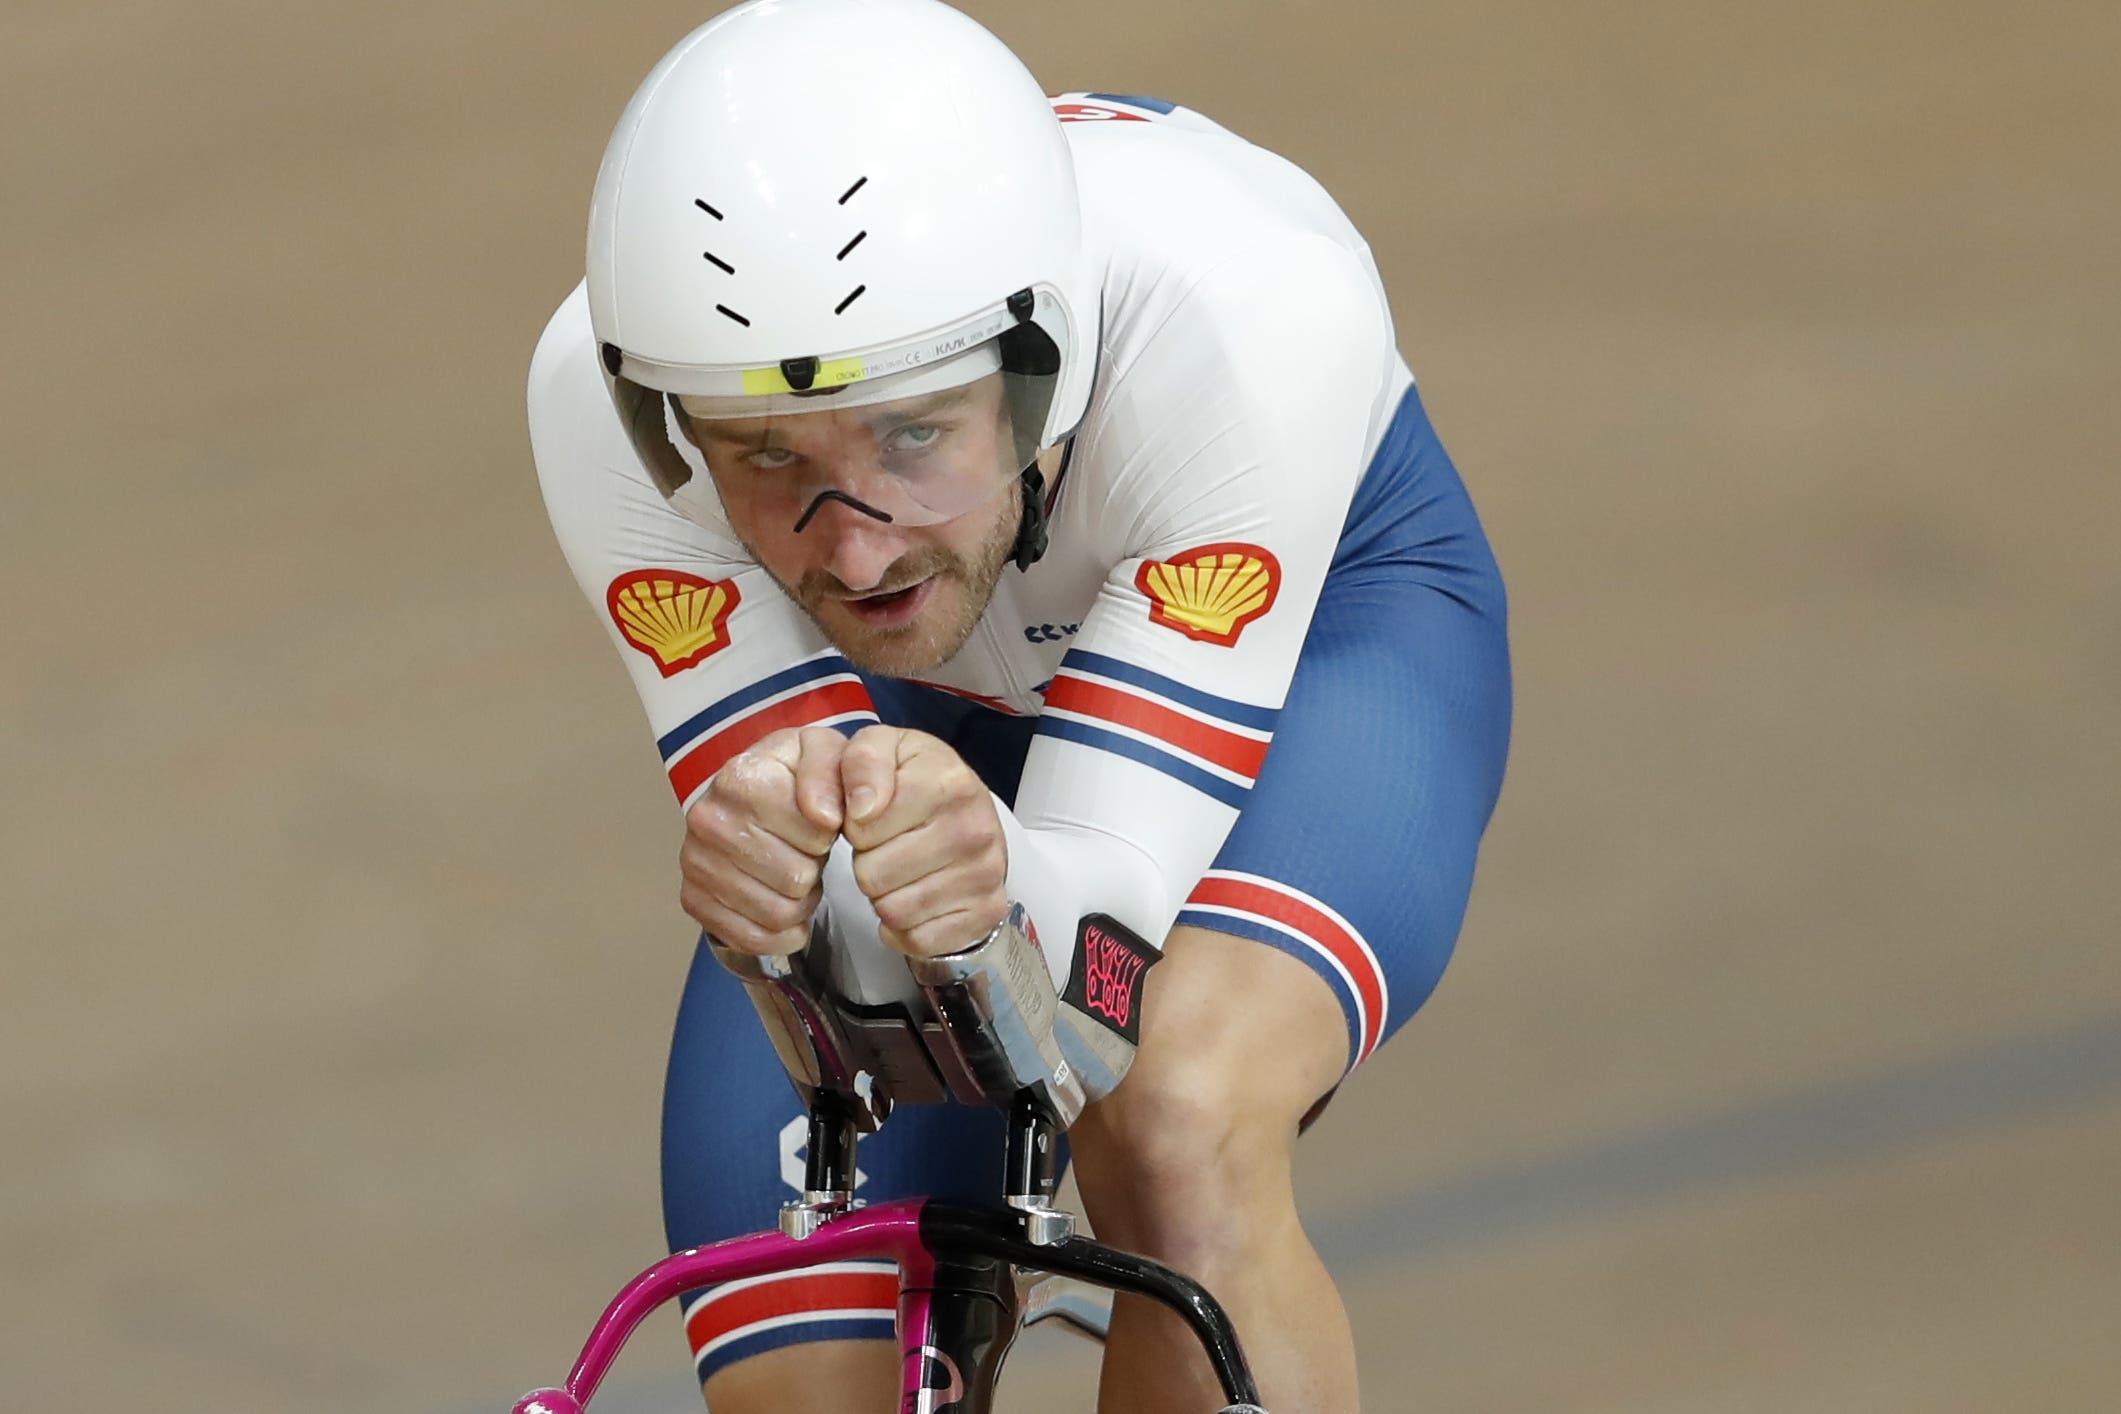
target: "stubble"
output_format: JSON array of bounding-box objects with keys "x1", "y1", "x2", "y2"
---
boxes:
[{"x1": 771, "y1": 497, "x2": 1020, "y2": 676}]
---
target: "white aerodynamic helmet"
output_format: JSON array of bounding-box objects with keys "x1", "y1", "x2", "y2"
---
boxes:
[{"x1": 587, "y1": 0, "x2": 1097, "y2": 553}]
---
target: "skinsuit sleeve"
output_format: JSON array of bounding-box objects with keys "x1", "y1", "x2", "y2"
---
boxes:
[
  {"x1": 991, "y1": 232, "x2": 1401, "y2": 964},
  {"x1": 529, "y1": 284, "x2": 884, "y2": 806}
]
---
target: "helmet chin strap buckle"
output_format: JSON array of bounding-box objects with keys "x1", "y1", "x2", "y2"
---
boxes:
[{"x1": 1012, "y1": 467, "x2": 1049, "y2": 570}]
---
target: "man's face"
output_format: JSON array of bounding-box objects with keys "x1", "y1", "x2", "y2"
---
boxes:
[{"x1": 682, "y1": 374, "x2": 1021, "y2": 676}]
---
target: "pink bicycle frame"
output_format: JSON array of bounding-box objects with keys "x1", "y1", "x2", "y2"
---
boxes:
[
  {"x1": 511, "y1": 1199, "x2": 948, "y2": 1414},
  {"x1": 510, "y1": 1191, "x2": 1266, "y2": 1413},
  {"x1": 514, "y1": 926, "x2": 1265, "y2": 1412}
]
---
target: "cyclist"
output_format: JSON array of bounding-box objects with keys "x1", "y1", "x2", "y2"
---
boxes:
[{"x1": 528, "y1": 1, "x2": 1510, "y2": 1409}]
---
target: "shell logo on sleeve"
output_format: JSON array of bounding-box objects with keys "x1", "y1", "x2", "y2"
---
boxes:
[
  {"x1": 1134, "y1": 542, "x2": 1281, "y2": 646},
  {"x1": 607, "y1": 569, "x2": 741, "y2": 677}
]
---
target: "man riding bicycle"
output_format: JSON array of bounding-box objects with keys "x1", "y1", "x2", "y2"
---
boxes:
[{"x1": 527, "y1": 2, "x2": 1511, "y2": 1410}]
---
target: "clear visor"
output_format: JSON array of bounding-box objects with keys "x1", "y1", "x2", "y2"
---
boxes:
[
  {"x1": 605, "y1": 286, "x2": 1068, "y2": 535},
  {"x1": 674, "y1": 343, "x2": 1049, "y2": 530}
]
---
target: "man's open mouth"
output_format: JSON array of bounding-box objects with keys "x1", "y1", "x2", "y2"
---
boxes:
[{"x1": 839, "y1": 576, "x2": 935, "y2": 627}]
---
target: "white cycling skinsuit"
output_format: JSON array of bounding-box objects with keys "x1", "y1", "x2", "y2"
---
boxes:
[
  {"x1": 530, "y1": 90, "x2": 1509, "y2": 1383},
  {"x1": 536, "y1": 94, "x2": 1403, "y2": 992}
]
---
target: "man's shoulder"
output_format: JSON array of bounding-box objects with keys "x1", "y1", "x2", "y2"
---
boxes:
[
  {"x1": 525, "y1": 278, "x2": 700, "y2": 556},
  {"x1": 527, "y1": 280, "x2": 596, "y2": 419},
  {"x1": 1064, "y1": 97, "x2": 1389, "y2": 397},
  {"x1": 1065, "y1": 95, "x2": 1372, "y2": 276}
]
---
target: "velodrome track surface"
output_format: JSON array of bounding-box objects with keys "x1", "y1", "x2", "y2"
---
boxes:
[{"x1": 4, "y1": 2, "x2": 2116, "y2": 1409}]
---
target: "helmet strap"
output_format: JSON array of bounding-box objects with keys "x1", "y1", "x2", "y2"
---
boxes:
[
  {"x1": 1011, "y1": 431, "x2": 1077, "y2": 571},
  {"x1": 1011, "y1": 466, "x2": 1049, "y2": 570}
]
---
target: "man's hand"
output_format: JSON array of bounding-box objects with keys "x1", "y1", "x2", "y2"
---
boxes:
[
  {"x1": 680, "y1": 726, "x2": 846, "y2": 954},
  {"x1": 839, "y1": 725, "x2": 1009, "y2": 958}
]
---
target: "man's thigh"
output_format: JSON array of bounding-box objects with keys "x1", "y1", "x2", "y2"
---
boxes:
[{"x1": 1174, "y1": 549, "x2": 1512, "y2": 1081}]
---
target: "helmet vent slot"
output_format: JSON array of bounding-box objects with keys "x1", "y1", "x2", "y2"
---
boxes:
[
  {"x1": 693, "y1": 198, "x2": 723, "y2": 220},
  {"x1": 716, "y1": 304, "x2": 751, "y2": 327},
  {"x1": 837, "y1": 176, "x2": 868, "y2": 205},
  {"x1": 834, "y1": 285, "x2": 867, "y2": 315},
  {"x1": 836, "y1": 231, "x2": 867, "y2": 261},
  {"x1": 702, "y1": 251, "x2": 735, "y2": 274}
]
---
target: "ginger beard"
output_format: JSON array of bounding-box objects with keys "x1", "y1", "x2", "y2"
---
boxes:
[
  {"x1": 772, "y1": 491, "x2": 1020, "y2": 676},
  {"x1": 683, "y1": 372, "x2": 1027, "y2": 677}
]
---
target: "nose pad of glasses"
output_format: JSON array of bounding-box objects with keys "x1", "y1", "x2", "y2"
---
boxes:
[{"x1": 792, "y1": 488, "x2": 897, "y2": 535}]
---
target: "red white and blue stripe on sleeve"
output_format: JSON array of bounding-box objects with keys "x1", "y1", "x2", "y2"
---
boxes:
[
  {"x1": 1034, "y1": 649, "x2": 1279, "y2": 809},
  {"x1": 1178, "y1": 870, "x2": 1391, "y2": 1068},
  {"x1": 656, "y1": 650, "x2": 880, "y2": 806}
]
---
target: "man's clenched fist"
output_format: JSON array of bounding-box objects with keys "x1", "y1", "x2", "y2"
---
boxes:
[
  {"x1": 679, "y1": 726, "x2": 848, "y2": 954},
  {"x1": 839, "y1": 725, "x2": 1009, "y2": 958}
]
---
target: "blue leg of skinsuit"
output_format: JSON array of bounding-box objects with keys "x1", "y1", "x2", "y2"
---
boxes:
[
  {"x1": 661, "y1": 382, "x2": 1509, "y2": 1385},
  {"x1": 1172, "y1": 382, "x2": 1511, "y2": 1077}
]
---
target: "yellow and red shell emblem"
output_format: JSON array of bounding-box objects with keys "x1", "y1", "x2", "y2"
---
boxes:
[
  {"x1": 1134, "y1": 542, "x2": 1281, "y2": 646},
  {"x1": 607, "y1": 570, "x2": 741, "y2": 677}
]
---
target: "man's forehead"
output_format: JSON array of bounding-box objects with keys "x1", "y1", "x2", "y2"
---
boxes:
[{"x1": 690, "y1": 381, "x2": 986, "y2": 442}]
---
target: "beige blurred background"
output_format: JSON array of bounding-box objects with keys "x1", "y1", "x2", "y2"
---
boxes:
[{"x1": 4, "y1": 1, "x2": 2116, "y2": 1410}]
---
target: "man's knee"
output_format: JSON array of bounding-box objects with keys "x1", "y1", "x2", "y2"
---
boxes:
[
  {"x1": 1086, "y1": 1041, "x2": 1275, "y2": 1174},
  {"x1": 1072, "y1": 1047, "x2": 1310, "y2": 1272},
  {"x1": 1070, "y1": 925, "x2": 1347, "y2": 1245}
]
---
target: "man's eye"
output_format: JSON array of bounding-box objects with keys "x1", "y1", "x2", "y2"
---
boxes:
[
  {"x1": 744, "y1": 447, "x2": 799, "y2": 470},
  {"x1": 883, "y1": 423, "x2": 942, "y2": 453}
]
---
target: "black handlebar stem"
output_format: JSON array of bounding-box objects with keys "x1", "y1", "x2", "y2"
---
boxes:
[
  {"x1": 804, "y1": 1091, "x2": 859, "y2": 1194},
  {"x1": 918, "y1": 1201, "x2": 1263, "y2": 1408},
  {"x1": 1002, "y1": 1094, "x2": 1061, "y2": 1205}
]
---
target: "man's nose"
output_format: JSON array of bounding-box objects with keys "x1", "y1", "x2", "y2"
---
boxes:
[{"x1": 814, "y1": 509, "x2": 908, "y2": 593}]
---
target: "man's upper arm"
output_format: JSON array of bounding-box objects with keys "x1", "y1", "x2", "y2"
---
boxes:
[
  {"x1": 1006, "y1": 235, "x2": 1397, "y2": 943},
  {"x1": 527, "y1": 285, "x2": 880, "y2": 811}
]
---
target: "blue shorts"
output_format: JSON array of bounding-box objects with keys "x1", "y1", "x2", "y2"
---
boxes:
[{"x1": 661, "y1": 383, "x2": 1511, "y2": 1384}]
